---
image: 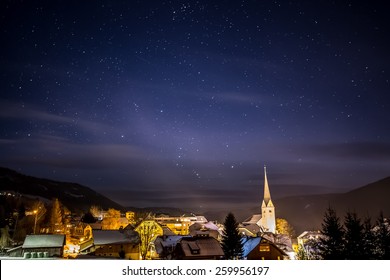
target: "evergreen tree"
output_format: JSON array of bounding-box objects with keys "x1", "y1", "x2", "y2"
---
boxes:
[
  {"x1": 81, "y1": 212, "x2": 97, "y2": 223},
  {"x1": 361, "y1": 216, "x2": 377, "y2": 259},
  {"x1": 375, "y1": 212, "x2": 390, "y2": 259},
  {"x1": 221, "y1": 212, "x2": 243, "y2": 259},
  {"x1": 344, "y1": 211, "x2": 364, "y2": 259},
  {"x1": 319, "y1": 207, "x2": 345, "y2": 259}
]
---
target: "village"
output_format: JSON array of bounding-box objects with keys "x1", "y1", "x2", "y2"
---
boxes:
[{"x1": 1, "y1": 167, "x2": 320, "y2": 260}]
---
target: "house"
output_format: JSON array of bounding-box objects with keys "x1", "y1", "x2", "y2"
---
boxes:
[
  {"x1": 242, "y1": 236, "x2": 288, "y2": 260},
  {"x1": 81, "y1": 229, "x2": 140, "y2": 259},
  {"x1": 174, "y1": 234, "x2": 224, "y2": 260},
  {"x1": 154, "y1": 235, "x2": 188, "y2": 259},
  {"x1": 238, "y1": 223, "x2": 261, "y2": 237},
  {"x1": 21, "y1": 234, "x2": 66, "y2": 258},
  {"x1": 297, "y1": 230, "x2": 323, "y2": 247},
  {"x1": 72, "y1": 222, "x2": 92, "y2": 240},
  {"x1": 297, "y1": 230, "x2": 324, "y2": 259},
  {"x1": 155, "y1": 214, "x2": 208, "y2": 235},
  {"x1": 261, "y1": 232, "x2": 295, "y2": 259},
  {"x1": 125, "y1": 211, "x2": 135, "y2": 224},
  {"x1": 189, "y1": 221, "x2": 222, "y2": 241}
]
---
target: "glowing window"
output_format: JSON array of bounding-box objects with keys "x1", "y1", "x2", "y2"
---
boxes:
[{"x1": 259, "y1": 245, "x2": 270, "y2": 252}]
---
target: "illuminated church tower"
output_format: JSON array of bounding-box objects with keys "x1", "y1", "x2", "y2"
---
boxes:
[{"x1": 260, "y1": 166, "x2": 276, "y2": 233}]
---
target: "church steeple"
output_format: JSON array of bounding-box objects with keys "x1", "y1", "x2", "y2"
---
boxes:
[
  {"x1": 263, "y1": 165, "x2": 272, "y2": 206},
  {"x1": 260, "y1": 165, "x2": 276, "y2": 233}
]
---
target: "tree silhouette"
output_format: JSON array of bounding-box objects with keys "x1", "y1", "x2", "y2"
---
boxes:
[
  {"x1": 376, "y1": 212, "x2": 390, "y2": 259},
  {"x1": 221, "y1": 212, "x2": 243, "y2": 260},
  {"x1": 344, "y1": 211, "x2": 364, "y2": 259},
  {"x1": 361, "y1": 216, "x2": 377, "y2": 259},
  {"x1": 319, "y1": 207, "x2": 345, "y2": 259},
  {"x1": 81, "y1": 212, "x2": 97, "y2": 224}
]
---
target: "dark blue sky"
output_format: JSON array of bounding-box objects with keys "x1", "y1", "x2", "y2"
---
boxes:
[{"x1": 1, "y1": 0, "x2": 389, "y2": 210}]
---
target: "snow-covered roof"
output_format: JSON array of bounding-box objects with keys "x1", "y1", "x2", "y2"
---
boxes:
[
  {"x1": 297, "y1": 230, "x2": 321, "y2": 238},
  {"x1": 242, "y1": 214, "x2": 262, "y2": 225},
  {"x1": 154, "y1": 235, "x2": 189, "y2": 255},
  {"x1": 195, "y1": 216, "x2": 208, "y2": 223},
  {"x1": 240, "y1": 223, "x2": 260, "y2": 234},
  {"x1": 159, "y1": 235, "x2": 185, "y2": 248},
  {"x1": 203, "y1": 221, "x2": 219, "y2": 231},
  {"x1": 179, "y1": 237, "x2": 224, "y2": 258},
  {"x1": 92, "y1": 230, "x2": 139, "y2": 245},
  {"x1": 22, "y1": 234, "x2": 66, "y2": 249}
]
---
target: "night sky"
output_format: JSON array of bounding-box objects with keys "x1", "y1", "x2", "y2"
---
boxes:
[{"x1": 1, "y1": 0, "x2": 389, "y2": 210}]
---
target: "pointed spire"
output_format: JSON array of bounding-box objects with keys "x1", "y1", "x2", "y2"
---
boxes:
[{"x1": 263, "y1": 165, "x2": 272, "y2": 206}]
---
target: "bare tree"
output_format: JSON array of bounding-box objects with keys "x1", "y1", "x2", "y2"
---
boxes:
[
  {"x1": 50, "y1": 198, "x2": 64, "y2": 233},
  {"x1": 135, "y1": 220, "x2": 161, "y2": 260}
]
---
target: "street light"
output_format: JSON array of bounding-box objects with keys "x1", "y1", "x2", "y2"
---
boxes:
[{"x1": 33, "y1": 210, "x2": 38, "y2": 234}]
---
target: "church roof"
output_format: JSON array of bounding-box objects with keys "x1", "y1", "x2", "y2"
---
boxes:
[{"x1": 242, "y1": 214, "x2": 262, "y2": 225}]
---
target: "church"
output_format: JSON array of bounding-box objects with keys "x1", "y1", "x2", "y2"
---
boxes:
[
  {"x1": 240, "y1": 166, "x2": 276, "y2": 234},
  {"x1": 240, "y1": 167, "x2": 296, "y2": 259}
]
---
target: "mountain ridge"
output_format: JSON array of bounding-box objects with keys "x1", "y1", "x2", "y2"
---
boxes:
[
  {"x1": 1, "y1": 166, "x2": 389, "y2": 235},
  {"x1": 0, "y1": 167, "x2": 123, "y2": 213},
  {"x1": 275, "y1": 176, "x2": 390, "y2": 234}
]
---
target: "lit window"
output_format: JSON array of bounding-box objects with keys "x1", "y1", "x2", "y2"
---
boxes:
[{"x1": 259, "y1": 245, "x2": 270, "y2": 252}]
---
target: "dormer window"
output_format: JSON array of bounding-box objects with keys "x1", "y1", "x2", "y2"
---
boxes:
[{"x1": 188, "y1": 243, "x2": 200, "y2": 255}]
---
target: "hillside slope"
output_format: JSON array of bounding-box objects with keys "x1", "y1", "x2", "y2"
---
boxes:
[
  {"x1": 276, "y1": 177, "x2": 390, "y2": 234},
  {"x1": 0, "y1": 167, "x2": 123, "y2": 213}
]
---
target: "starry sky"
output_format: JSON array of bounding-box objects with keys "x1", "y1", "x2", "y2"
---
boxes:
[{"x1": 1, "y1": 0, "x2": 389, "y2": 211}]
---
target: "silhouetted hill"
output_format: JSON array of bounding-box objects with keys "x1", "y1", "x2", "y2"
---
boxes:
[
  {"x1": 276, "y1": 177, "x2": 390, "y2": 234},
  {"x1": 2, "y1": 166, "x2": 388, "y2": 235},
  {"x1": 0, "y1": 167, "x2": 123, "y2": 213},
  {"x1": 200, "y1": 177, "x2": 390, "y2": 235}
]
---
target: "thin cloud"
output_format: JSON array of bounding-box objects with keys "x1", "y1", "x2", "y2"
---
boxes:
[
  {"x1": 0, "y1": 100, "x2": 111, "y2": 134},
  {"x1": 305, "y1": 141, "x2": 390, "y2": 161}
]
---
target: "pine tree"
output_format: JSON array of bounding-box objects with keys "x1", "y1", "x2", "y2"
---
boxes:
[
  {"x1": 375, "y1": 212, "x2": 390, "y2": 259},
  {"x1": 344, "y1": 211, "x2": 364, "y2": 259},
  {"x1": 221, "y1": 212, "x2": 243, "y2": 259},
  {"x1": 81, "y1": 212, "x2": 97, "y2": 223},
  {"x1": 319, "y1": 207, "x2": 345, "y2": 259},
  {"x1": 361, "y1": 216, "x2": 377, "y2": 259}
]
